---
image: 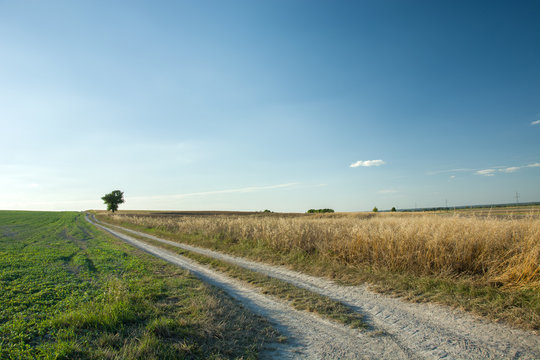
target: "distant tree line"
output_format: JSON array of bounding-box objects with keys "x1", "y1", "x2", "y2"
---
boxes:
[{"x1": 307, "y1": 208, "x2": 335, "y2": 213}]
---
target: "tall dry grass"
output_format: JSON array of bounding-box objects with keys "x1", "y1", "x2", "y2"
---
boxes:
[{"x1": 108, "y1": 213, "x2": 540, "y2": 289}]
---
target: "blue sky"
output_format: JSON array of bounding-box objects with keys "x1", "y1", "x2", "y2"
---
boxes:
[{"x1": 1, "y1": 0, "x2": 539, "y2": 212}]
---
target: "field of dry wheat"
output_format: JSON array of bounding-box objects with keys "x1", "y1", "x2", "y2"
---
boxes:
[{"x1": 105, "y1": 212, "x2": 540, "y2": 290}]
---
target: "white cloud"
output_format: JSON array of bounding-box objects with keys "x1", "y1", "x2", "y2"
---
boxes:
[
  {"x1": 499, "y1": 167, "x2": 520, "y2": 173},
  {"x1": 350, "y1": 159, "x2": 385, "y2": 168},
  {"x1": 449, "y1": 175, "x2": 456, "y2": 179},
  {"x1": 475, "y1": 169, "x2": 496, "y2": 176},
  {"x1": 531, "y1": 120, "x2": 540, "y2": 125},
  {"x1": 527, "y1": 163, "x2": 540, "y2": 167},
  {"x1": 378, "y1": 189, "x2": 397, "y2": 194}
]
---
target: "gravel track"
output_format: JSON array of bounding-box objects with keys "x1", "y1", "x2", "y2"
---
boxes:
[
  {"x1": 87, "y1": 215, "x2": 409, "y2": 359},
  {"x1": 88, "y1": 215, "x2": 540, "y2": 359}
]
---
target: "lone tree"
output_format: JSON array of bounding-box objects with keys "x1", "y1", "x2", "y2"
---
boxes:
[
  {"x1": 101, "y1": 190, "x2": 124, "y2": 213},
  {"x1": 372, "y1": 206, "x2": 378, "y2": 212}
]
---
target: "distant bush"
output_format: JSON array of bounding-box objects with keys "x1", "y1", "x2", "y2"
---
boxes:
[
  {"x1": 372, "y1": 207, "x2": 378, "y2": 212},
  {"x1": 307, "y1": 208, "x2": 335, "y2": 214},
  {"x1": 263, "y1": 209, "x2": 272, "y2": 213},
  {"x1": 391, "y1": 207, "x2": 396, "y2": 212}
]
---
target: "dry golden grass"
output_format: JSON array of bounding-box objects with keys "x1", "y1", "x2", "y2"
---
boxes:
[{"x1": 107, "y1": 212, "x2": 540, "y2": 290}]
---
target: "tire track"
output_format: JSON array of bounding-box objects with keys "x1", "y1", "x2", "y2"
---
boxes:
[
  {"x1": 96, "y1": 216, "x2": 540, "y2": 360},
  {"x1": 86, "y1": 214, "x2": 412, "y2": 359}
]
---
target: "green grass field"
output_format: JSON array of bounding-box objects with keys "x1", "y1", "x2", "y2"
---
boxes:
[{"x1": 0, "y1": 211, "x2": 277, "y2": 359}]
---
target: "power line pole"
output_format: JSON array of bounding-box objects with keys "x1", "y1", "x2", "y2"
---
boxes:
[{"x1": 515, "y1": 192, "x2": 520, "y2": 205}]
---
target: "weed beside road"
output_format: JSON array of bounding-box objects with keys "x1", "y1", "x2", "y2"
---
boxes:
[{"x1": 0, "y1": 211, "x2": 278, "y2": 359}]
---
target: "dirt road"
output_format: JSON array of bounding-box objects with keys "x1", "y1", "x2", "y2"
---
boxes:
[{"x1": 87, "y1": 215, "x2": 540, "y2": 359}]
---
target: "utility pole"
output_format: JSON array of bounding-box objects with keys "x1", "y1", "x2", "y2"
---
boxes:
[{"x1": 515, "y1": 192, "x2": 520, "y2": 205}]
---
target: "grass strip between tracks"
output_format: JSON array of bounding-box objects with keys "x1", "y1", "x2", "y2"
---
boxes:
[{"x1": 101, "y1": 223, "x2": 368, "y2": 330}]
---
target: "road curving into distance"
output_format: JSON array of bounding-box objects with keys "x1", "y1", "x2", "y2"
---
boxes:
[{"x1": 87, "y1": 214, "x2": 540, "y2": 359}]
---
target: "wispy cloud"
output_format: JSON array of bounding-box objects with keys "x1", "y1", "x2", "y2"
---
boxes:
[
  {"x1": 130, "y1": 183, "x2": 300, "y2": 201},
  {"x1": 476, "y1": 169, "x2": 496, "y2": 176},
  {"x1": 500, "y1": 166, "x2": 520, "y2": 173},
  {"x1": 531, "y1": 120, "x2": 540, "y2": 125},
  {"x1": 434, "y1": 162, "x2": 540, "y2": 177},
  {"x1": 350, "y1": 159, "x2": 385, "y2": 168},
  {"x1": 496, "y1": 163, "x2": 540, "y2": 173},
  {"x1": 378, "y1": 189, "x2": 397, "y2": 194},
  {"x1": 427, "y1": 168, "x2": 475, "y2": 175}
]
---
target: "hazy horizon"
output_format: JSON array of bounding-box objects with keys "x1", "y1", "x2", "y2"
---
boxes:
[{"x1": 1, "y1": 1, "x2": 539, "y2": 212}]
